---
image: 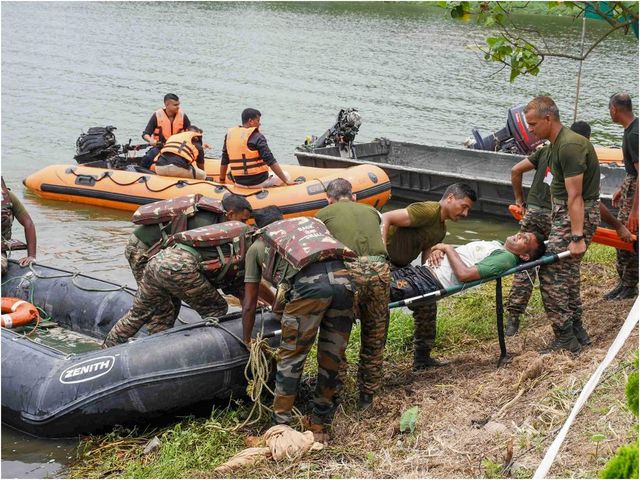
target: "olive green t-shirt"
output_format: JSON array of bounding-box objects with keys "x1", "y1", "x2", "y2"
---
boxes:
[
  {"x1": 386, "y1": 201, "x2": 446, "y2": 267},
  {"x1": 623, "y1": 117, "x2": 639, "y2": 176},
  {"x1": 2, "y1": 191, "x2": 28, "y2": 240},
  {"x1": 244, "y1": 238, "x2": 299, "y2": 285},
  {"x1": 526, "y1": 146, "x2": 552, "y2": 210},
  {"x1": 133, "y1": 211, "x2": 222, "y2": 248},
  {"x1": 8, "y1": 192, "x2": 27, "y2": 219},
  {"x1": 475, "y1": 249, "x2": 519, "y2": 279},
  {"x1": 315, "y1": 200, "x2": 387, "y2": 257},
  {"x1": 549, "y1": 126, "x2": 600, "y2": 202}
]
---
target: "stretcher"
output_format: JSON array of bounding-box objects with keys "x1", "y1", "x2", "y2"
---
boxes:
[{"x1": 389, "y1": 250, "x2": 572, "y2": 366}]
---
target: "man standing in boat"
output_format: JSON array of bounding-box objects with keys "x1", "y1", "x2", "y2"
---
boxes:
[
  {"x1": 381, "y1": 183, "x2": 476, "y2": 370},
  {"x1": 315, "y1": 178, "x2": 390, "y2": 411},
  {"x1": 524, "y1": 96, "x2": 600, "y2": 354},
  {"x1": 140, "y1": 93, "x2": 191, "y2": 169},
  {"x1": 1, "y1": 177, "x2": 37, "y2": 274},
  {"x1": 605, "y1": 92, "x2": 638, "y2": 300},
  {"x1": 218, "y1": 108, "x2": 294, "y2": 188}
]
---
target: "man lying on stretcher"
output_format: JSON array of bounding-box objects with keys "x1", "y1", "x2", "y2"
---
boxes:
[{"x1": 390, "y1": 232, "x2": 547, "y2": 302}]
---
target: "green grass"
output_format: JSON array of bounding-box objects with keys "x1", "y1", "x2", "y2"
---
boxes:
[{"x1": 67, "y1": 243, "x2": 621, "y2": 478}]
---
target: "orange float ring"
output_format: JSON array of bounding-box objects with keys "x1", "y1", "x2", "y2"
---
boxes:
[{"x1": 1, "y1": 297, "x2": 39, "y2": 328}]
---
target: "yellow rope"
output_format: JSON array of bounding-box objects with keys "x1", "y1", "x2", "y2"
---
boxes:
[{"x1": 210, "y1": 332, "x2": 304, "y2": 432}]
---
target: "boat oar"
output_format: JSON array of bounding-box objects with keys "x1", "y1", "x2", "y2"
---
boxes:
[
  {"x1": 388, "y1": 251, "x2": 572, "y2": 309},
  {"x1": 508, "y1": 204, "x2": 637, "y2": 252}
]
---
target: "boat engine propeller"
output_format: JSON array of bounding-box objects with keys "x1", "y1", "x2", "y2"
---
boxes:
[
  {"x1": 302, "y1": 108, "x2": 362, "y2": 157},
  {"x1": 465, "y1": 105, "x2": 544, "y2": 155}
]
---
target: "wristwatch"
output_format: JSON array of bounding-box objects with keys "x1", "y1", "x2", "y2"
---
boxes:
[{"x1": 570, "y1": 234, "x2": 585, "y2": 243}]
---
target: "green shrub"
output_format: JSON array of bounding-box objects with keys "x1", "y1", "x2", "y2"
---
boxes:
[
  {"x1": 600, "y1": 443, "x2": 639, "y2": 479},
  {"x1": 600, "y1": 350, "x2": 639, "y2": 479}
]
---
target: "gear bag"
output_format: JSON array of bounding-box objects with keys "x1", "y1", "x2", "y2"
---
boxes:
[
  {"x1": 132, "y1": 194, "x2": 225, "y2": 256},
  {"x1": 260, "y1": 217, "x2": 357, "y2": 285},
  {"x1": 74, "y1": 126, "x2": 119, "y2": 164},
  {"x1": 169, "y1": 221, "x2": 255, "y2": 283}
]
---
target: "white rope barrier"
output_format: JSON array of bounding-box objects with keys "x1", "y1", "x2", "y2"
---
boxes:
[{"x1": 533, "y1": 297, "x2": 639, "y2": 479}]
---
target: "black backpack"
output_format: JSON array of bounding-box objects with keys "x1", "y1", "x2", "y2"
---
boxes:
[{"x1": 74, "y1": 126, "x2": 119, "y2": 164}]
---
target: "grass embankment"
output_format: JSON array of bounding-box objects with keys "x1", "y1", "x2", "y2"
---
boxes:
[{"x1": 68, "y1": 244, "x2": 638, "y2": 478}]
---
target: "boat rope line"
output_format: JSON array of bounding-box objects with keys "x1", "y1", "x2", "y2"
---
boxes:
[
  {"x1": 66, "y1": 167, "x2": 266, "y2": 198},
  {"x1": 533, "y1": 298, "x2": 639, "y2": 478},
  {"x1": 205, "y1": 309, "x2": 305, "y2": 432}
]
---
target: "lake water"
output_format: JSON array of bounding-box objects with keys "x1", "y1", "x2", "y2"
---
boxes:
[{"x1": 1, "y1": 2, "x2": 637, "y2": 477}]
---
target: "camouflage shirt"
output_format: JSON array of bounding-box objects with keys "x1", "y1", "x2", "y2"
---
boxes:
[{"x1": 244, "y1": 238, "x2": 298, "y2": 285}]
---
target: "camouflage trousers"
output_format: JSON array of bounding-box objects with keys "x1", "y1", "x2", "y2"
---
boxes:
[
  {"x1": 616, "y1": 175, "x2": 638, "y2": 287},
  {"x1": 344, "y1": 258, "x2": 391, "y2": 396},
  {"x1": 409, "y1": 301, "x2": 437, "y2": 353},
  {"x1": 273, "y1": 260, "x2": 354, "y2": 426},
  {"x1": 506, "y1": 208, "x2": 553, "y2": 317},
  {"x1": 103, "y1": 246, "x2": 228, "y2": 347},
  {"x1": 539, "y1": 203, "x2": 600, "y2": 330},
  {"x1": 125, "y1": 233, "x2": 182, "y2": 318}
]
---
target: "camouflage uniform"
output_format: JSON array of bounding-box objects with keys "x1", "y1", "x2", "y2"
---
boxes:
[
  {"x1": 615, "y1": 175, "x2": 638, "y2": 287},
  {"x1": 346, "y1": 257, "x2": 391, "y2": 396},
  {"x1": 273, "y1": 260, "x2": 354, "y2": 427},
  {"x1": 538, "y1": 203, "x2": 600, "y2": 330},
  {"x1": 505, "y1": 208, "x2": 553, "y2": 317},
  {"x1": 409, "y1": 301, "x2": 437, "y2": 358},
  {"x1": 103, "y1": 245, "x2": 230, "y2": 347},
  {"x1": 125, "y1": 233, "x2": 183, "y2": 317}
]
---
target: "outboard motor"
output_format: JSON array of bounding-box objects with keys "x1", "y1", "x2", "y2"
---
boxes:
[
  {"x1": 74, "y1": 126, "x2": 120, "y2": 164},
  {"x1": 467, "y1": 105, "x2": 544, "y2": 155},
  {"x1": 302, "y1": 108, "x2": 362, "y2": 157}
]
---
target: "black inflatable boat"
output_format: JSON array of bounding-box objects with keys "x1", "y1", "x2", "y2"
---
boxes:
[{"x1": 1, "y1": 260, "x2": 281, "y2": 438}]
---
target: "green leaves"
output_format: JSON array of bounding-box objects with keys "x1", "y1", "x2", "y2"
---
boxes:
[{"x1": 399, "y1": 406, "x2": 419, "y2": 433}]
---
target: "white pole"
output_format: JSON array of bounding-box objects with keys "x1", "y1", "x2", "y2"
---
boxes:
[{"x1": 573, "y1": 16, "x2": 587, "y2": 124}]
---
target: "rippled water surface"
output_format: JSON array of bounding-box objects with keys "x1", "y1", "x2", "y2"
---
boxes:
[{"x1": 1, "y1": 2, "x2": 637, "y2": 476}]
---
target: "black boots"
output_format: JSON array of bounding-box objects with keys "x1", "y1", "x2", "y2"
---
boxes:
[
  {"x1": 604, "y1": 283, "x2": 624, "y2": 300},
  {"x1": 540, "y1": 325, "x2": 582, "y2": 354},
  {"x1": 616, "y1": 286, "x2": 638, "y2": 299},
  {"x1": 604, "y1": 283, "x2": 638, "y2": 300},
  {"x1": 505, "y1": 315, "x2": 520, "y2": 336},
  {"x1": 413, "y1": 348, "x2": 446, "y2": 371},
  {"x1": 572, "y1": 320, "x2": 592, "y2": 346},
  {"x1": 358, "y1": 392, "x2": 374, "y2": 411}
]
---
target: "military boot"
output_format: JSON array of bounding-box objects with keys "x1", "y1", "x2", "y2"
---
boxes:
[
  {"x1": 413, "y1": 348, "x2": 446, "y2": 371},
  {"x1": 615, "y1": 286, "x2": 638, "y2": 300},
  {"x1": 505, "y1": 315, "x2": 520, "y2": 336},
  {"x1": 603, "y1": 282, "x2": 624, "y2": 300},
  {"x1": 572, "y1": 320, "x2": 592, "y2": 346},
  {"x1": 540, "y1": 325, "x2": 581, "y2": 354},
  {"x1": 358, "y1": 392, "x2": 374, "y2": 411},
  {"x1": 302, "y1": 417, "x2": 330, "y2": 443}
]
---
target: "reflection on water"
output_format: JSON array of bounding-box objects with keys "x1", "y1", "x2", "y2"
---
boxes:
[{"x1": 1, "y1": 1, "x2": 637, "y2": 477}]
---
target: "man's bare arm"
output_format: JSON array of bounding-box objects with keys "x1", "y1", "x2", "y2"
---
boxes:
[
  {"x1": 433, "y1": 243, "x2": 481, "y2": 282},
  {"x1": 511, "y1": 158, "x2": 536, "y2": 206},
  {"x1": 381, "y1": 209, "x2": 411, "y2": 242}
]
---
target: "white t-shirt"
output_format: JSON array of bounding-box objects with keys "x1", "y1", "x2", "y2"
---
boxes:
[{"x1": 429, "y1": 240, "x2": 505, "y2": 289}]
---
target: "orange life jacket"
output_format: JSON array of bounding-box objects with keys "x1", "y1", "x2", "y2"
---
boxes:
[
  {"x1": 151, "y1": 131, "x2": 202, "y2": 171},
  {"x1": 152, "y1": 108, "x2": 185, "y2": 143},
  {"x1": 225, "y1": 126, "x2": 269, "y2": 178}
]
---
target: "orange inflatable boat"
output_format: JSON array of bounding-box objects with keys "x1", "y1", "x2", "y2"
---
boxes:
[{"x1": 24, "y1": 158, "x2": 391, "y2": 216}]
